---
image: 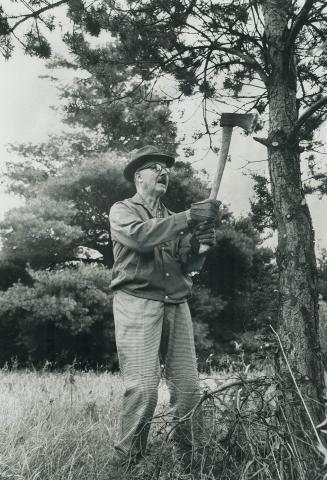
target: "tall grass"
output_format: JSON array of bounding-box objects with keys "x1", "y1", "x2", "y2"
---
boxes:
[
  {"x1": 0, "y1": 367, "x2": 326, "y2": 480},
  {"x1": 0, "y1": 369, "x2": 124, "y2": 480}
]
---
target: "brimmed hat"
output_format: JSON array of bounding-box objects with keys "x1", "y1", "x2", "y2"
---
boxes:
[{"x1": 124, "y1": 145, "x2": 175, "y2": 182}]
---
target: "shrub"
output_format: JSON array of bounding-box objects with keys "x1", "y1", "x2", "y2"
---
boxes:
[{"x1": 0, "y1": 263, "x2": 116, "y2": 368}]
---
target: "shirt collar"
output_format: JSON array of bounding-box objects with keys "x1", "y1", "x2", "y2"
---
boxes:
[
  {"x1": 131, "y1": 193, "x2": 172, "y2": 216},
  {"x1": 131, "y1": 192, "x2": 166, "y2": 208}
]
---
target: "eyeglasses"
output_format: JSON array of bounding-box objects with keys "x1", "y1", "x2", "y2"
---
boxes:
[{"x1": 138, "y1": 163, "x2": 171, "y2": 175}]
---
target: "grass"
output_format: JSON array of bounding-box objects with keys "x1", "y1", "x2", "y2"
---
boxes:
[
  {"x1": 0, "y1": 368, "x2": 231, "y2": 480},
  {"x1": 0, "y1": 369, "x2": 124, "y2": 480},
  {"x1": 0, "y1": 367, "x2": 326, "y2": 480}
]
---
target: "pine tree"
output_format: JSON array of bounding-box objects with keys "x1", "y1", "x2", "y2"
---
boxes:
[{"x1": 83, "y1": 0, "x2": 327, "y2": 420}]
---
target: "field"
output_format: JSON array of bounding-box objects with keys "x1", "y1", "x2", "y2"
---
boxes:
[
  {"x1": 0, "y1": 368, "x2": 325, "y2": 480},
  {"x1": 0, "y1": 368, "x2": 237, "y2": 480},
  {"x1": 0, "y1": 369, "x2": 125, "y2": 480}
]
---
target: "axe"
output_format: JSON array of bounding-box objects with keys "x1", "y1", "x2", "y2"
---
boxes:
[{"x1": 199, "y1": 111, "x2": 259, "y2": 254}]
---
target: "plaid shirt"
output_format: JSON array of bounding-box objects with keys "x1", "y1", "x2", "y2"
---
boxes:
[{"x1": 109, "y1": 193, "x2": 205, "y2": 303}]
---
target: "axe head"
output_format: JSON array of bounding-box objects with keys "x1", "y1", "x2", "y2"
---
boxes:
[{"x1": 220, "y1": 112, "x2": 259, "y2": 133}]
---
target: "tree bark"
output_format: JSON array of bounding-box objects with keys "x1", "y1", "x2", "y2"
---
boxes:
[{"x1": 263, "y1": 0, "x2": 324, "y2": 420}]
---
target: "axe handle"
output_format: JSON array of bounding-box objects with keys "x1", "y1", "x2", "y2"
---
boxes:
[
  {"x1": 209, "y1": 126, "x2": 233, "y2": 199},
  {"x1": 199, "y1": 126, "x2": 233, "y2": 254}
]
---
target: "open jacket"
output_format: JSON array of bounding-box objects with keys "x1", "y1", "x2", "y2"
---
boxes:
[{"x1": 109, "y1": 193, "x2": 205, "y2": 303}]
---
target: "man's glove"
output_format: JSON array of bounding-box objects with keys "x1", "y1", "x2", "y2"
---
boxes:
[
  {"x1": 190, "y1": 222, "x2": 217, "y2": 254},
  {"x1": 189, "y1": 199, "x2": 221, "y2": 223}
]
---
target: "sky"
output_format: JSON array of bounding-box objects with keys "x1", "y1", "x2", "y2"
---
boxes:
[{"x1": 1, "y1": 6, "x2": 327, "y2": 253}]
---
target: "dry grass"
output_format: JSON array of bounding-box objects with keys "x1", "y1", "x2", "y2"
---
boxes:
[
  {"x1": 0, "y1": 367, "x2": 198, "y2": 480},
  {"x1": 0, "y1": 366, "x2": 326, "y2": 480},
  {"x1": 0, "y1": 369, "x2": 124, "y2": 480}
]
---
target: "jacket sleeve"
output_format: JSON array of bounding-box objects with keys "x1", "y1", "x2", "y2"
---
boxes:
[
  {"x1": 109, "y1": 201, "x2": 189, "y2": 253},
  {"x1": 177, "y1": 233, "x2": 207, "y2": 274}
]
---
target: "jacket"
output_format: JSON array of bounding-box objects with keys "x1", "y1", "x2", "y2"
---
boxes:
[{"x1": 109, "y1": 193, "x2": 205, "y2": 303}]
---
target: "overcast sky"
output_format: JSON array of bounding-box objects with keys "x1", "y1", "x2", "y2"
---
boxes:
[{"x1": 1, "y1": 7, "x2": 327, "y2": 252}]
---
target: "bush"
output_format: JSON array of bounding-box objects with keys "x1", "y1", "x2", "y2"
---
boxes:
[{"x1": 0, "y1": 263, "x2": 116, "y2": 368}]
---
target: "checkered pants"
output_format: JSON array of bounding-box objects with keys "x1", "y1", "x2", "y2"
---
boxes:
[{"x1": 113, "y1": 291, "x2": 202, "y2": 456}]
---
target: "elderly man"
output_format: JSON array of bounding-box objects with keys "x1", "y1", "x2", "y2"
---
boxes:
[{"x1": 109, "y1": 145, "x2": 220, "y2": 462}]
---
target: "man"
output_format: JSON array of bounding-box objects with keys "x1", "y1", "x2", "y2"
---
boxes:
[{"x1": 109, "y1": 145, "x2": 220, "y2": 462}]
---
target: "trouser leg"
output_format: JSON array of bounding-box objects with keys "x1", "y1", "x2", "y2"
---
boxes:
[
  {"x1": 113, "y1": 291, "x2": 163, "y2": 457},
  {"x1": 162, "y1": 302, "x2": 202, "y2": 448}
]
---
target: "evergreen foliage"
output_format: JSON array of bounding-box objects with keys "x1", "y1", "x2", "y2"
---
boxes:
[
  {"x1": 250, "y1": 174, "x2": 277, "y2": 233},
  {"x1": 0, "y1": 198, "x2": 84, "y2": 269},
  {"x1": 0, "y1": 263, "x2": 116, "y2": 368}
]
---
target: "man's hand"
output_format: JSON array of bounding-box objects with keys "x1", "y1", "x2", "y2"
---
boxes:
[
  {"x1": 190, "y1": 222, "x2": 217, "y2": 254},
  {"x1": 188, "y1": 199, "x2": 221, "y2": 223}
]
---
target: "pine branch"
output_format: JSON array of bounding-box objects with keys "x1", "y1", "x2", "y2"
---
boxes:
[
  {"x1": 8, "y1": 0, "x2": 69, "y2": 34},
  {"x1": 289, "y1": 96, "x2": 327, "y2": 142},
  {"x1": 211, "y1": 44, "x2": 268, "y2": 85},
  {"x1": 285, "y1": 0, "x2": 316, "y2": 54},
  {"x1": 179, "y1": 16, "x2": 268, "y2": 84}
]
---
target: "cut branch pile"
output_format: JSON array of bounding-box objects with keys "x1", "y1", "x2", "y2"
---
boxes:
[{"x1": 124, "y1": 373, "x2": 327, "y2": 480}]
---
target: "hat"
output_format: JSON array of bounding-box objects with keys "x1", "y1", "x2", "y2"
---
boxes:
[{"x1": 124, "y1": 145, "x2": 175, "y2": 182}]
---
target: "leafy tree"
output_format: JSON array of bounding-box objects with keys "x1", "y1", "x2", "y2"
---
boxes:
[
  {"x1": 56, "y1": 68, "x2": 178, "y2": 153},
  {"x1": 0, "y1": 198, "x2": 84, "y2": 269},
  {"x1": 1, "y1": 10, "x2": 181, "y2": 276},
  {"x1": 4, "y1": 129, "x2": 110, "y2": 198},
  {"x1": 200, "y1": 215, "x2": 278, "y2": 344},
  {"x1": 0, "y1": 263, "x2": 116, "y2": 368},
  {"x1": 5, "y1": 87, "x2": 178, "y2": 201},
  {"x1": 66, "y1": 0, "x2": 327, "y2": 419},
  {"x1": 2, "y1": 1, "x2": 179, "y2": 203}
]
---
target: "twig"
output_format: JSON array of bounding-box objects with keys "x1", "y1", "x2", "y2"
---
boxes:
[{"x1": 9, "y1": 0, "x2": 69, "y2": 33}]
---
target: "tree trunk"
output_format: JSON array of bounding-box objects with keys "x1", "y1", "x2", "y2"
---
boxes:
[{"x1": 263, "y1": 0, "x2": 324, "y2": 420}]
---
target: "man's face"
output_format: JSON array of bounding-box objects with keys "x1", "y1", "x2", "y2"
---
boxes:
[{"x1": 136, "y1": 160, "x2": 170, "y2": 196}]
